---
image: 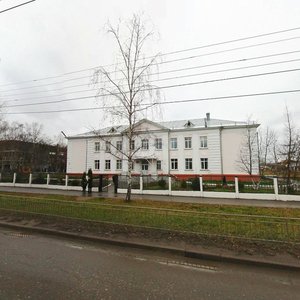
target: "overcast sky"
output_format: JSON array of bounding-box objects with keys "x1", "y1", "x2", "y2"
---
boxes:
[{"x1": 0, "y1": 0, "x2": 300, "y2": 140}]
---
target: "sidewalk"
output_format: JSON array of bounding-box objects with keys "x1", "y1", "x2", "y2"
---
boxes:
[{"x1": 1, "y1": 186, "x2": 300, "y2": 208}]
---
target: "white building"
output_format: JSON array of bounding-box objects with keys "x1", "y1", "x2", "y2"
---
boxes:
[{"x1": 66, "y1": 114, "x2": 260, "y2": 180}]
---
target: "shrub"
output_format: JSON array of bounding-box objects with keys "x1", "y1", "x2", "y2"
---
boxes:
[
  {"x1": 238, "y1": 181, "x2": 245, "y2": 191},
  {"x1": 32, "y1": 173, "x2": 46, "y2": 184},
  {"x1": 158, "y1": 178, "x2": 167, "y2": 189},
  {"x1": 180, "y1": 180, "x2": 187, "y2": 189},
  {"x1": 191, "y1": 177, "x2": 200, "y2": 191}
]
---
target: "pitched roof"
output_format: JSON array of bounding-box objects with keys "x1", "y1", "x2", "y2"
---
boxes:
[{"x1": 68, "y1": 117, "x2": 256, "y2": 139}]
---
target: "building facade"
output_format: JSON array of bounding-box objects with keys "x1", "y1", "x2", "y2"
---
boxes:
[
  {"x1": 67, "y1": 114, "x2": 260, "y2": 180},
  {"x1": 0, "y1": 140, "x2": 67, "y2": 173}
]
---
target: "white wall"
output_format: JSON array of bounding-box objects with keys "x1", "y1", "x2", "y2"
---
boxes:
[
  {"x1": 221, "y1": 127, "x2": 259, "y2": 175},
  {"x1": 67, "y1": 139, "x2": 87, "y2": 173},
  {"x1": 67, "y1": 121, "x2": 259, "y2": 176}
]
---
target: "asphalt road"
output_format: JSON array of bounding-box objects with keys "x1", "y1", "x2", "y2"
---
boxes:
[{"x1": 0, "y1": 228, "x2": 299, "y2": 300}]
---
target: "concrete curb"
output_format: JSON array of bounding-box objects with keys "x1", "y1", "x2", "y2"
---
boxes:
[{"x1": 0, "y1": 221, "x2": 299, "y2": 271}]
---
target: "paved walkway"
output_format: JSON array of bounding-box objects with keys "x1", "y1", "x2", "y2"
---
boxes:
[{"x1": 1, "y1": 186, "x2": 300, "y2": 208}]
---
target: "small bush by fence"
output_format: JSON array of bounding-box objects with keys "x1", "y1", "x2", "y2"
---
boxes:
[{"x1": 143, "y1": 176, "x2": 169, "y2": 190}]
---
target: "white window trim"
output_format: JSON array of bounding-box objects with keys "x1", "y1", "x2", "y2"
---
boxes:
[
  {"x1": 105, "y1": 160, "x2": 111, "y2": 170},
  {"x1": 171, "y1": 158, "x2": 178, "y2": 170},
  {"x1": 170, "y1": 138, "x2": 178, "y2": 150},
  {"x1": 200, "y1": 158, "x2": 209, "y2": 170},
  {"x1": 200, "y1": 136, "x2": 208, "y2": 149},
  {"x1": 184, "y1": 137, "x2": 192, "y2": 149},
  {"x1": 185, "y1": 158, "x2": 193, "y2": 171},
  {"x1": 94, "y1": 142, "x2": 100, "y2": 152}
]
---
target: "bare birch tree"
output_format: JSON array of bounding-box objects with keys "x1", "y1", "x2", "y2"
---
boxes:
[
  {"x1": 93, "y1": 15, "x2": 161, "y2": 201},
  {"x1": 239, "y1": 121, "x2": 260, "y2": 187},
  {"x1": 258, "y1": 127, "x2": 276, "y2": 175},
  {"x1": 280, "y1": 107, "x2": 300, "y2": 193}
]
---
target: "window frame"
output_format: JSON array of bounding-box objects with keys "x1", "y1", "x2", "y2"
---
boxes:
[
  {"x1": 130, "y1": 140, "x2": 135, "y2": 151},
  {"x1": 116, "y1": 159, "x2": 122, "y2": 170},
  {"x1": 94, "y1": 159, "x2": 100, "y2": 170},
  {"x1": 141, "y1": 139, "x2": 149, "y2": 150},
  {"x1": 94, "y1": 142, "x2": 100, "y2": 152},
  {"x1": 184, "y1": 137, "x2": 192, "y2": 149},
  {"x1": 170, "y1": 138, "x2": 177, "y2": 149},
  {"x1": 200, "y1": 136, "x2": 208, "y2": 148},
  {"x1": 105, "y1": 159, "x2": 111, "y2": 170},
  {"x1": 155, "y1": 138, "x2": 162, "y2": 150},
  {"x1": 156, "y1": 160, "x2": 162, "y2": 171},
  {"x1": 116, "y1": 140, "x2": 123, "y2": 151},
  {"x1": 200, "y1": 158, "x2": 208, "y2": 170},
  {"x1": 141, "y1": 160, "x2": 149, "y2": 171},
  {"x1": 185, "y1": 158, "x2": 193, "y2": 170},
  {"x1": 171, "y1": 158, "x2": 178, "y2": 170},
  {"x1": 105, "y1": 141, "x2": 111, "y2": 152}
]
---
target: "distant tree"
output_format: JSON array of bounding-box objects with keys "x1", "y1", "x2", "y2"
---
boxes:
[
  {"x1": 238, "y1": 121, "x2": 260, "y2": 187},
  {"x1": 258, "y1": 127, "x2": 276, "y2": 175},
  {"x1": 93, "y1": 14, "x2": 161, "y2": 201},
  {"x1": 280, "y1": 107, "x2": 300, "y2": 193}
]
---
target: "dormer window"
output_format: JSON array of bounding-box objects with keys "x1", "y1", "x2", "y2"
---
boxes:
[
  {"x1": 108, "y1": 127, "x2": 116, "y2": 133},
  {"x1": 184, "y1": 120, "x2": 194, "y2": 128}
]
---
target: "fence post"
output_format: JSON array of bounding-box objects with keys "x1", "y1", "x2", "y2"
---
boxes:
[
  {"x1": 235, "y1": 177, "x2": 239, "y2": 198},
  {"x1": 47, "y1": 174, "x2": 50, "y2": 186},
  {"x1": 199, "y1": 176, "x2": 203, "y2": 197},
  {"x1": 29, "y1": 173, "x2": 32, "y2": 185},
  {"x1": 13, "y1": 173, "x2": 16, "y2": 185},
  {"x1": 273, "y1": 177, "x2": 279, "y2": 200},
  {"x1": 65, "y1": 174, "x2": 69, "y2": 188},
  {"x1": 168, "y1": 176, "x2": 172, "y2": 196},
  {"x1": 140, "y1": 176, "x2": 143, "y2": 194}
]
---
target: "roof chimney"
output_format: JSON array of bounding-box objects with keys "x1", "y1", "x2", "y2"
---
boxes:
[{"x1": 206, "y1": 112, "x2": 210, "y2": 121}]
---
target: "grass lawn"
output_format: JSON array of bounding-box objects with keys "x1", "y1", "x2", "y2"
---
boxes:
[{"x1": 0, "y1": 191, "x2": 299, "y2": 243}]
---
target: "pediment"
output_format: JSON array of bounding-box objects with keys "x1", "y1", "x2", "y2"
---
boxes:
[{"x1": 123, "y1": 119, "x2": 167, "y2": 132}]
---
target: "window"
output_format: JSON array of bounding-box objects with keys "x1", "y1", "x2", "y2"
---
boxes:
[
  {"x1": 116, "y1": 141, "x2": 123, "y2": 151},
  {"x1": 200, "y1": 158, "x2": 208, "y2": 170},
  {"x1": 105, "y1": 160, "x2": 111, "y2": 170},
  {"x1": 170, "y1": 138, "x2": 177, "y2": 149},
  {"x1": 141, "y1": 139, "x2": 149, "y2": 150},
  {"x1": 94, "y1": 160, "x2": 100, "y2": 170},
  {"x1": 141, "y1": 160, "x2": 149, "y2": 171},
  {"x1": 94, "y1": 142, "x2": 100, "y2": 152},
  {"x1": 157, "y1": 160, "x2": 162, "y2": 170},
  {"x1": 130, "y1": 140, "x2": 135, "y2": 151},
  {"x1": 200, "y1": 136, "x2": 208, "y2": 148},
  {"x1": 105, "y1": 141, "x2": 111, "y2": 152},
  {"x1": 185, "y1": 137, "x2": 192, "y2": 149},
  {"x1": 116, "y1": 160, "x2": 122, "y2": 170},
  {"x1": 155, "y1": 138, "x2": 162, "y2": 150},
  {"x1": 185, "y1": 158, "x2": 193, "y2": 170},
  {"x1": 171, "y1": 158, "x2": 178, "y2": 170}
]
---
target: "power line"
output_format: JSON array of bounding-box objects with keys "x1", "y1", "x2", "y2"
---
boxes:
[
  {"x1": 3, "y1": 67, "x2": 300, "y2": 108},
  {"x1": 1, "y1": 25, "x2": 300, "y2": 87},
  {"x1": 3, "y1": 56, "x2": 300, "y2": 103},
  {"x1": 3, "y1": 89, "x2": 300, "y2": 115},
  {"x1": 0, "y1": 0, "x2": 36, "y2": 14},
  {"x1": 2, "y1": 35, "x2": 300, "y2": 95}
]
